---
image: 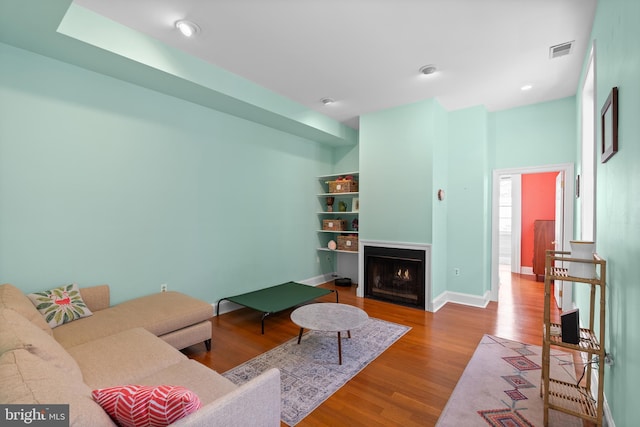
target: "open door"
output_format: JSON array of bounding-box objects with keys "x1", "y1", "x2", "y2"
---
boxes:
[
  {"x1": 491, "y1": 163, "x2": 574, "y2": 303},
  {"x1": 554, "y1": 171, "x2": 572, "y2": 311}
]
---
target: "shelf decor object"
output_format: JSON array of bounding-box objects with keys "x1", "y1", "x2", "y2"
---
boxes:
[
  {"x1": 601, "y1": 86, "x2": 618, "y2": 163},
  {"x1": 337, "y1": 235, "x2": 358, "y2": 252},
  {"x1": 326, "y1": 196, "x2": 335, "y2": 212},
  {"x1": 568, "y1": 241, "x2": 597, "y2": 279},
  {"x1": 542, "y1": 250, "x2": 606, "y2": 426},
  {"x1": 322, "y1": 219, "x2": 346, "y2": 231},
  {"x1": 328, "y1": 178, "x2": 358, "y2": 193}
]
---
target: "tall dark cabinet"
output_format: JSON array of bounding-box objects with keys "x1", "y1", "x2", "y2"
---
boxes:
[{"x1": 533, "y1": 220, "x2": 555, "y2": 281}]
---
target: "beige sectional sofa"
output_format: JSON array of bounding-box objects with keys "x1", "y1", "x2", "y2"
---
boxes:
[{"x1": 0, "y1": 283, "x2": 281, "y2": 426}]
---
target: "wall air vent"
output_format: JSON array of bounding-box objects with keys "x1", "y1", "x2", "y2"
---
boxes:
[{"x1": 549, "y1": 41, "x2": 574, "y2": 59}]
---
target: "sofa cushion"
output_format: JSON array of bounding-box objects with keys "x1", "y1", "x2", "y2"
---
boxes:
[
  {"x1": 0, "y1": 308, "x2": 83, "y2": 382},
  {"x1": 0, "y1": 349, "x2": 116, "y2": 426},
  {"x1": 66, "y1": 328, "x2": 187, "y2": 389},
  {"x1": 54, "y1": 291, "x2": 212, "y2": 349},
  {"x1": 136, "y1": 359, "x2": 238, "y2": 406},
  {"x1": 0, "y1": 283, "x2": 53, "y2": 336},
  {"x1": 159, "y1": 320, "x2": 212, "y2": 350},
  {"x1": 78, "y1": 284, "x2": 111, "y2": 312},
  {"x1": 27, "y1": 283, "x2": 93, "y2": 328},
  {"x1": 92, "y1": 385, "x2": 201, "y2": 427}
]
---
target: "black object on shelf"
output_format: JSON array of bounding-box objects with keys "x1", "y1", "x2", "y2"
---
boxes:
[{"x1": 561, "y1": 308, "x2": 580, "y2": 344}]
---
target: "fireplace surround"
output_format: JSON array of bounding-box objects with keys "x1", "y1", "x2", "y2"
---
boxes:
[{"x1": 358, "y1": 240, "x2": 432, "y2": 311}]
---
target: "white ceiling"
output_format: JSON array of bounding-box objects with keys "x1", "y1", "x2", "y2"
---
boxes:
[{"x1": 74, "y1": 0, "x2": 597, "y2": 129}]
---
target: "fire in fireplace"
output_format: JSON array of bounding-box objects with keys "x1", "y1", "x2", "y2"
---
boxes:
[{"x1": 364, "y1": 246, "x2": 426, "y2": 309}]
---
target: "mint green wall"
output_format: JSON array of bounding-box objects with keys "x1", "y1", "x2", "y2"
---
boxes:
[
  {"x1": 446, "y1": 106, "x2": 491, "y2": 295},
  {"x1": 0, "y1": 43, "x2": 333, "y2": 305},
  {"x1": 431, "y1": 103, "x2": 449, "y2": 298},
  {"x1": 0, "y1": 0, "x2": 356, "y2": 147},
  {"x1": 447, "y1": 99, "x2": 576, "y2": 298},
  {"x1": 333, "y1": 143, "x2": 359, "y2": 174},
  {"x1": 492, "y1": 97, "x2": 577, "y2": 169},
  {"x1": 359, "y1": 97, "x2": 577, "y2": 302},
  {"x1": 575, "y1": 0, "x2": 640, "y2": 424},
  {"x1": 359, "y1": 100, "x2": 435, "y2": 244}
]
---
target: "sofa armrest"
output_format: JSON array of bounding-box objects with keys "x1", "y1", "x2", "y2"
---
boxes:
[
  {"x1": 78, "y1": 285, "x2": 110, "y2": 312},
  {"x1": 172, "y1": 368, "x2": 281, "y2": 427}
]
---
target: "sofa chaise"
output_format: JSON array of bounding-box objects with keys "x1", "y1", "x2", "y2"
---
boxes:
[{"x1": 48, "y1": 284, "x2": 213, "y2": 351}]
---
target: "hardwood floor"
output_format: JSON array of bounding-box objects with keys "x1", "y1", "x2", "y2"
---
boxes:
[{"x1": 184, "y1": 271, "x2": 562, "y2": 426}]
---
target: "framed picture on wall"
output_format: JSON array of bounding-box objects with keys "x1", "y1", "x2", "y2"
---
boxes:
[{"x1": 601, "y1": 86, "x2": 619, "y2": 163}]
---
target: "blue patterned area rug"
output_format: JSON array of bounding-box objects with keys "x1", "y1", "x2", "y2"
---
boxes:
[
  {"x1": 436, "y1": 334, "x2": 583, "y2": 427},
  {"x1": 223, "y1": 317, "x2": 410, "y2": 426}
]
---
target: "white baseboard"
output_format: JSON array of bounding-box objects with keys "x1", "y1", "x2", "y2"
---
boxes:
[
  {"x1": 213, "y1": 300, "x2": 245, "y2": 316},
  {"x1": 432, "y1": 290, "x2": 491, "y2": 312},
  {"x1": 603, "y1": 393, "x2": 615, "y2": 427},
  {"x1": 296, "y1": 273, "x2": 336, "y2": 287},
  {"x1": 520, "y1": 266, "x2": 533, "y2": 275},
  {"x1": 213, "y1": 273, "x2": 336, "y2": 316}
]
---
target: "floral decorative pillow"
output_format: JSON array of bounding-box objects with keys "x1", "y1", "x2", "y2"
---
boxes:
[
  {"x1": 27, "y1": 283, "x2": 93, "y2": 328},
  {"x1": 92, "y1": 384, "x2": 201, "y2": 427}
]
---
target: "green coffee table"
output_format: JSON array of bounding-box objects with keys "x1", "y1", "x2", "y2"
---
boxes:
[{"x1": 216, "y1": 281, "x2": 338, "y2": 334}]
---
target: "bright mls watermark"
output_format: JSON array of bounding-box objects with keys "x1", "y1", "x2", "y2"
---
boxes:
[{"x1": 1, "y1": 405, "x2": 69, "y2": 426}]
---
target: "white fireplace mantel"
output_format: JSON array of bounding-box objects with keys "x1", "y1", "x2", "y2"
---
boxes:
[{"x1": 358, "y1": 239, "x2": 433, "y2": 311}]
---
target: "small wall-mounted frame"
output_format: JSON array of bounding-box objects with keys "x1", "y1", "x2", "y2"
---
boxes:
[{"x1": 601, "y1": 86, "x2": 618, "y2": 163}]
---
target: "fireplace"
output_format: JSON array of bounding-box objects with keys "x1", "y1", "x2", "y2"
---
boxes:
[{"x1": 364, "y1": 245, "x2": 426, "y2": 309}]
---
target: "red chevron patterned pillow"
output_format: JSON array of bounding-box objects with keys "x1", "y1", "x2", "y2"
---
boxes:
[{"x1": 92, "y1": 385, "x2": 201, "y2": 427}]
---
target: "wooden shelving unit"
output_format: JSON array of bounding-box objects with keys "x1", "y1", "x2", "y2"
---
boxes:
[{"x1": 541, "y1": 250, "x2": 606, "y2": 426}]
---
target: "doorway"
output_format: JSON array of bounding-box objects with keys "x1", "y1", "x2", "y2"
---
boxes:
[
  {"x1": 498, "y1": 176, "x2": 513, "y2": 267},
  {"x1": 497, "y1": 175, "x2": 522, "y2": 279},
  {"x1": 490, "y1": 163, "x2": 574, "y2": 305}
]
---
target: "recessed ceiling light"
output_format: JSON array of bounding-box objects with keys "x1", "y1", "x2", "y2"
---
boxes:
[
  {"x1": 521, "y1": 84, "x2": 533, "y2": 91},
  {"x1": 419, "y1": 65, "x2": 437, "y2": 75},
  {"x1": 321, "y1": 98, "x2": 335, "y2": 105},
  {"x1": 175, "y1": 20, "x2": 200, "y2": 37}
]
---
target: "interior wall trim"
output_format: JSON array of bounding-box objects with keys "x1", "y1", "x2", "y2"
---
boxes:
[{"x1": 432, "y1": 290, "x2": 491, "y2": 312}]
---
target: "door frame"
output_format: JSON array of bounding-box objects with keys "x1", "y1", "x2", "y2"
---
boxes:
[{"x1": 490, "y1": 163, "x2": 574, "y2": 301}]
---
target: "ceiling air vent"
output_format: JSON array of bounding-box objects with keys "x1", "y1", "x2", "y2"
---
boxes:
[{"x1": 549, "y1": 41, "x2": 574, "y2": 59}]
